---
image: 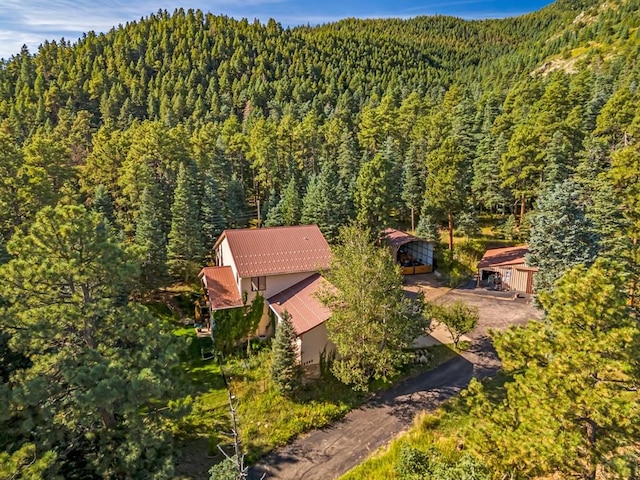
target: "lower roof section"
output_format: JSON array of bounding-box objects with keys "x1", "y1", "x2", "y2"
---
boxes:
[
  {"x1": 267, "y1": 273, "x2": 333, "y2": 336},
  {"x1": 199, "y1": 266, "x2": 244, "y2": 310}
]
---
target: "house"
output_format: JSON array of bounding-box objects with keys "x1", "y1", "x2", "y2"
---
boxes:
[
  {"x1": 199, "y1": 224, "x2": 334, "y2": 364},
  {"x1": 383, "y1": 228, "x2": 435, "y2": 275},
  {"x1": 476, "y1": 245, "x2": 538, "y2": 294},
  {"x1": 268, "y1": 273, "x2": 335, "y2": 366}
]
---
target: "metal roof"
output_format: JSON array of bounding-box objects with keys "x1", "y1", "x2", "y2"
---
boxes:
[
  {"x1": 215, "y1": 225, "x2": 332, "y2": 278},
  {"x1": 267, "y1": 273, "x2": 333, "y2": 336},
  {"x1": 478, "y1": 245, "x2": 532, "y2": 269},
  {"x1": 383, "y1": 228, "x2": 434, "y2": 250},
  {"x1": 199, "y1": 266, "x2": 244, "y2": 310}
]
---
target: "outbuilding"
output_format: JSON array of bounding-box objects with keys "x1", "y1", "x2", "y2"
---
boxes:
[
  {"x1": 476, "y1": 245, "x2": 538, "y2": 294},
  {"x1": 383, "y1": 228, "x2": 435, "y2": 275}
]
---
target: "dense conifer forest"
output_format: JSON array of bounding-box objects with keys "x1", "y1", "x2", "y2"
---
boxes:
[{"x1": 0, "y1": 0, "x2": 639, "y2": 477}]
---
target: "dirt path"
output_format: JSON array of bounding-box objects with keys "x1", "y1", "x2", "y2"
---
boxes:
[{"x1": 249, "y1": 288, "x2": 540, "y2": 480}]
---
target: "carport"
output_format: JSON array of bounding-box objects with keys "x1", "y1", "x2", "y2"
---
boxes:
[{"x1": 383, "y1": 228, "x2": 434, "y2": 275}]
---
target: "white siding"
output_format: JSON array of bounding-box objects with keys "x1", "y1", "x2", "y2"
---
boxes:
[
  {"x1": 299, "y1": 323, "x2": 334, "y2": 366},
  {"x1": 241, "y1": 272, "x2": 316, "y2": 337},
  {"x1": 241, "y1": 271, "x2": 315, "y2": 304},
  {"x1": 216, "y1": 238, "x2": 239, "y2": 292}
]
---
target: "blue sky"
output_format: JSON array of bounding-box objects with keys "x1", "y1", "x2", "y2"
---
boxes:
[{"x1": 0, "y1": 0, "x2": 553, "y2": 60}]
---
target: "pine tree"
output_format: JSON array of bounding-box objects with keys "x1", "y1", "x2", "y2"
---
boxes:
[
  {"x1": 200, "y1": 171, "x2": 227, "y2": 256},
  {"x1": 167, "y1": 162, "x2": 204, "y2": 281},
  {"x1": 336, "y1": 129, "x2": 360, "y2": 184},
  {"x1": 226, "y1": 176, "x2": 250, "y2": 228},
  {"x1": 270, "y1": 311, "x2": 301, "y2": 395},
  {"x1": 135, "y1": 185, "x2": 168, "y2": 290},
  {"x1": 279, "y1": 176, "x2": 302, "y2": 226},
  {"x1": 264, "y1": 192, "x2": 286, "y2": 227},
  {"x1": 416, "y1": 197, "x2": 441, "y2": 242},
  {"x1": 0, "y1": 121, "x2": 26, "y2": 235},
  {"x1": 354, "y1": 152, "x2": 393, "y2": 232},
  {"x1": 424, "y1": 136, "x2": 469, "y2": 250},
  {"x1": 466, "y1": 260, "x2": 640, "y2": 479},
  {"x1": 401, "y1": 145, "x2": 425, "y2": 231},
  {"x1": 301, "y1": 174, "x2": 326, "y2": 226},
  {"x1": 526, "y1": 179, "x2": 599, "y2": 295},
  {"x1": 0, "y1": 204, "x2": 185, "y2": 478},
  {"x1": 91, "y1": 184, "x2": 115, "y2": 224}
]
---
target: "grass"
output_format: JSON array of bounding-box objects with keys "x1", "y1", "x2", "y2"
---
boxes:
[
  {"x1": 339, "y1": 373, "x2": 508, "y2": 480},
  {"x1": 433, "y1": 215, "x2": 526, "y2": 287},
  {"x1": 168, "y1": 321, "x2": 462, "y2": 471}
]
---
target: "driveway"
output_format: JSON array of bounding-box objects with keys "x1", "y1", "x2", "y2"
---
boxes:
[{"x1": 249, "y1": 286, "x2": 541, "y2": 480}]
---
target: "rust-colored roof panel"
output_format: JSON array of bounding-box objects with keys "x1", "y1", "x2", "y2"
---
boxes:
[
  {"x1": 478, "y1": 245, "x2": 530, "y2": 268},
  {"x1": 383, "y1": 228, "x2": 434, "y2": 250},
  {"x1": 199, "y1": 266, "x2": 243, "y2": 310},
  {"x1": 217, "y1": 225, "x2": 332, "y2": 278},
  {"x1": 268, "y1": 273, "x2": 333, "y2": 336}
]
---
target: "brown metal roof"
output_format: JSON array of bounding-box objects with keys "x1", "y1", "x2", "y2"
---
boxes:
[
  {"x1": 383, "y1": 228, "x2": 433, "y2": 250},
  {"x1": 215, "y1": 225, "x2": 332, "y2": 278},
  {"x1": 268, "y1": 273, "x2": 333, "y2": 336},
  {"x1": 199, "y1": 266, "x2": 244, "y2": 310},
  {"x1": 478, "y1": 245, "x2": 531, "y2": 269}
]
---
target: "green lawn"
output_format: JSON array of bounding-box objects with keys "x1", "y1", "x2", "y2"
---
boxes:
[{"x1": 168, "y1": 322, "x2": 460, "y2": 470}]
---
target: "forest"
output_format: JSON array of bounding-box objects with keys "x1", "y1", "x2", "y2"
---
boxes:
[{"x1": 0, "y1": 0, "x2": 639, "y2": 477}]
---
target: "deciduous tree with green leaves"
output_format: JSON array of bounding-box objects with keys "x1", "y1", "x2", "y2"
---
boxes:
[
  {"x1": 320, "y1": 225, "x2": 428, "y2": 390},
  {"x1": 431, "y1": 301, "x2": 478, "y2": 349}
]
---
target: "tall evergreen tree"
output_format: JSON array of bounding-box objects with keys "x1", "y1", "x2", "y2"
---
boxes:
[
  {"x1": 401, "y1": 144, "x2": 425, "y2": 231},
  {"x1": 466, "y1": 260, "x2": 640, "y2": 479},
  {"x1": 301, "y1": 174, "x2": 325, "y2": 227},
  {"x1": 270, "y1": 311, "x2": 301, "y2": 395},
  {"x1": 167, "y1": 162, "x2": 204, "y2": 281},
  {"x1": 0, "y1": 205, "x2": 185, "y2": 479},
  {"x1": 424, "y1": 136, "x2": 469, "y2": 250},
  {"x1": 226, "y1": 176, "x2": 250, "y2": 228},
  {"x1": 135, "y1": 185, "x2": 168, "y2": 290},
  {"x1": 526, "y1": 180, "x2": 599, "y2": 295},
  {"x1": 279, "y1": 176, "x2": 302, "y2": 226},
  {"x1": 200, "y1": 171, "x2": 227, "y2": 256},
  {"x1": 354, "y1": 152, "x2": 393, "y2": 232},
  {"x1": 91, "y1": 184, "x2": 115, "y2": 225}
]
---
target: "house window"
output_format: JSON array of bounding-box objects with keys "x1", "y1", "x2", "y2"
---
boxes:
[{"x1": 251, "y1": 276, "x2": 266, "y2": 291}]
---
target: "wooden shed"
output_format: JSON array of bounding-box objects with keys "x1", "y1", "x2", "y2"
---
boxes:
[
  {"x1": 383, "y1": 228, "x2": 435, "y2": 275},
  {"x1": 477, "y1": 245, "x2": 538, "y2": 294}
]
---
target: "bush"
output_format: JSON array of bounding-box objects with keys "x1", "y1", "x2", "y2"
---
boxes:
[{"x1": 396, "y1": 444, "x2": 490, "y2": 480}]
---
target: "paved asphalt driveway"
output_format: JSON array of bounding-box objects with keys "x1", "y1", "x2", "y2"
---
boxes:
[{"x1": 249, "y1": 286, "x2": 541, "y2": 480}]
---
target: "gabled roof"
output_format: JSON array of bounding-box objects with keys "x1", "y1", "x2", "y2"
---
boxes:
[
  {"x1": 478, "y1": 245, "x2": 530, "y2": 268},
  {"x1": 267, "y1": 274, "x2": 333, "y2": 336},
  {"x1": 383, "y1": 228, "x2": 434, "y2": 250},
  {"x1": 214, "y1": 225, "x2": 332, "y2": 278},
  {"x1": 199, "y1": 266, "x2": 243, "y2": 310}
]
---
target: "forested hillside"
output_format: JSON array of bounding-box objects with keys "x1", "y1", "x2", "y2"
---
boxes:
[{"x1": 1, "y1": 0, "x2": 639, "y2": 477}]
